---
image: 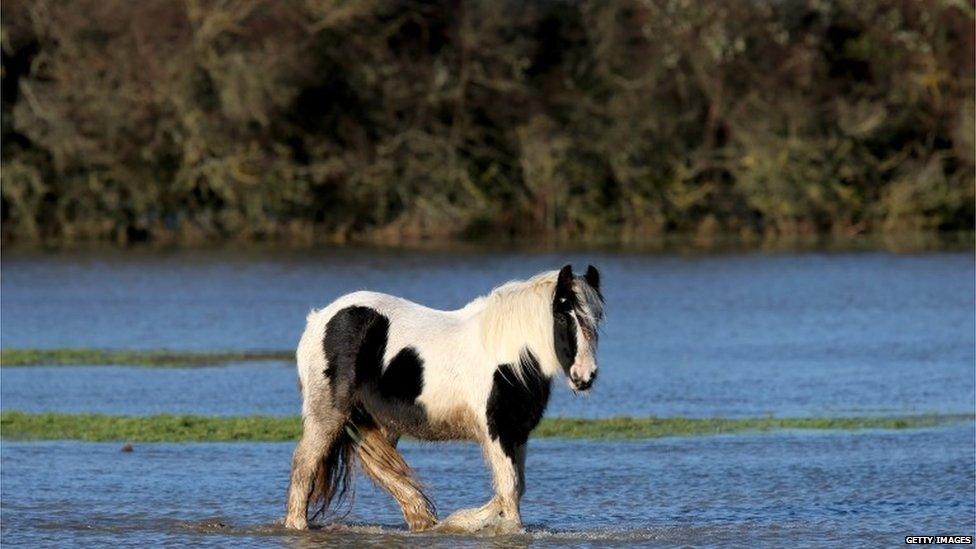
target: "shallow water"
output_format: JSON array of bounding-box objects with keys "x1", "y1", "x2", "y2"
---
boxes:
[
  {"x1": 2, "y1": 250, "x2": 973, "y2": 418},
  {"x1": 2, "y1": 426, "x2": 973, "y2": 547},
  {"x1": 2, "y1": 249, "x2": 974, "y2": 547}
]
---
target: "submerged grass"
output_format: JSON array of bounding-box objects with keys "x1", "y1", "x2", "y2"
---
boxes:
[
  {"x1": 1, "y1": 412, "x2": 970, "y2": 443},
  {"x1": 531, "y1": 415, "x2": 973, "y2": 439},
  {"x1": 0, "y1": 348, "x2": 292, "y2": 367}
]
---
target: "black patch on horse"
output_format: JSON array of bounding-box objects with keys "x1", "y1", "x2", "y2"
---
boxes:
[
  {"x1": 486, "y1": 351, "x2": 551, "y2": 460},
  {"x1": 322, "y1": 306, "x2": 390, "y2": 399},
  {"x1": 553, "y1": 265, "x2": 578, "y2": 376},
  {"x1": 380, "y1": 346, "x2": 425, "y2": 403}
]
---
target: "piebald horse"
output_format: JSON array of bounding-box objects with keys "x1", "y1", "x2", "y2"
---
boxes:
[{"x1": 284, "y1": 265, "x2": 604, "y2": 533}]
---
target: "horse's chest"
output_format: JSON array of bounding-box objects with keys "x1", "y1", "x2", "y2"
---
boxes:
[{"x1": 485, "y1": 354, "x2": 552, "y2": 458}]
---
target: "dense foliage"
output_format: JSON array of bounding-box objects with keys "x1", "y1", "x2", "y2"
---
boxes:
[{"x1": 2, "y1": 0, "x2": 973, "y2": 246}]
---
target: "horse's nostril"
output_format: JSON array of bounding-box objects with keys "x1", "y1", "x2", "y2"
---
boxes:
[{"x1": 572, "y1": 374, "x2": 593, "y2": 390}]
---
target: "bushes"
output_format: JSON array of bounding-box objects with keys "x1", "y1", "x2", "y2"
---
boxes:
[{"x1": 1, "y1": 0, "x2": 973, "y2": 246}]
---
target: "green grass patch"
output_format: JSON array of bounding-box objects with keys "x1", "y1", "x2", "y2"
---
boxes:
[
  {"x1": 1, "y1": 411, "x2": 970, "y2": 443},
  {"x1": 0, "y1": 412, "x2": 302, "y2": 442},
  {"x1": 531, "y1": 414, "x2": 973, "y2": 439},
  {"x1": 0, "y1": 348, "x2": 292, "y2": 367}
]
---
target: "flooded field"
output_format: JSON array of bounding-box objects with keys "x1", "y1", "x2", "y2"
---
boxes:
[
  {"x1": 1, "y1": 249, "x2": 974, "y2": 546},
  {"x1": 2, "y1": 250, "x2": 973, "y2": 419},
  {"x1": 2, "y1": 426, "x2": 973, "y2": 547}
]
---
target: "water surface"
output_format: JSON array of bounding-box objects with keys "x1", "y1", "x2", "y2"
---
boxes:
[
  {"x1": 2, "y1": 250, "x2": 973, "y2": 418},
  {"x1": 2, "y1": 249, "x2": 974, "y2": 547},
  {"x1": 2, "y1": 426, "x2": 973, "y2": 547}
]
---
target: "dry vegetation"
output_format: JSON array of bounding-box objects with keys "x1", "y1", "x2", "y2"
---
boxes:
[{"x1": 2, "y1": 0, "x2": 973, "y2": 247}]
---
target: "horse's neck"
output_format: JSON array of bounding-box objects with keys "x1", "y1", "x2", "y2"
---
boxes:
[
  {"x1": 455, "y1": 296, "x2": 488, "y2": 316},
  {"x1": 458, "y1": 295, "x2": 558, "y2": 378}
]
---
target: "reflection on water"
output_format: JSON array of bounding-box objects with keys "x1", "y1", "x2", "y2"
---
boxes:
[
  {"x1": 2, "y1": 427, "x2": 973, "y2": 547},
  {"x1": 1, "y1": 250, "x2": 973, "y2": 418}
]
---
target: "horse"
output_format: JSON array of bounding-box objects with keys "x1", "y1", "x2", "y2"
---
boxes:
[{"x1": 284, "y1": 264, "x2": 604, "y2": 533}]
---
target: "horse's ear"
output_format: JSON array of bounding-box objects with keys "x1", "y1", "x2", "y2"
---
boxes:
[
  {"x1": 584, "y1": 265, "x2": 600, "y2": 292},
  {"x1": 557, "y1": 264, "x2": 574, "y2": 293}
]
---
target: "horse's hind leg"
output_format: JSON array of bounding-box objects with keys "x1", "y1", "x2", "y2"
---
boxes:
[
  {"x1": 284, "y1": 410, "x2": 347, "y2": 530},
  {"x1": 286, "y1": 315, "x2": 351, "y2": 530},
  {"x1": 355, "y1": 421, "x2": 437, "y2": 531}
]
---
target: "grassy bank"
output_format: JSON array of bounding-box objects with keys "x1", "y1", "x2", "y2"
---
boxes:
[
  {"x1": 1, "y1": 412, "x2": 970, "y2": 443},
  {"x1": 0, "y1": 348, "x2": 292, "y2": 367}
]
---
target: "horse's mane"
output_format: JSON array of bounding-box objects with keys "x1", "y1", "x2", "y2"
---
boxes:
[{"x1": 476, "y1": 270, "x2": 603, "y2": 379}]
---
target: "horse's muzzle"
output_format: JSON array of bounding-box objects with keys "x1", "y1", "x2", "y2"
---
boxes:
[{"x1": 570, "y1": 369, "x2": 596, "y2": 391}]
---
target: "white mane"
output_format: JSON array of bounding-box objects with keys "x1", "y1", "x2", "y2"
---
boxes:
[
  {"x1": 476, "y1": 269, "x2": 603, "y2": 379},
  {"x1": 478, "y1": 271, "x2": 561, "y2": 377}
]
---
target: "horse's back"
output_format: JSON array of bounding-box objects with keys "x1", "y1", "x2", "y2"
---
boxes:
[{"x1": 299, "y1": 289, "x2": 463, "y2": 380}]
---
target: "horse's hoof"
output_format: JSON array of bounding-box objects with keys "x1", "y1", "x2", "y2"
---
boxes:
[
  {"x1": 283, "y1": 517, "x2": 308, "y2": 530},
  {"x1": 434, "y1": 508, "x2": 521, "y2": 535},
  {"x1": 432, "y1": 508, "x2": 480, "y2": 533},
  {"x1": 478, "y1": 516, "x2": 523, "y2": 536}
]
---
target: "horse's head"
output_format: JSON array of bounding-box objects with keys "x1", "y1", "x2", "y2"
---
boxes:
[{"x1": 553, "y1": 264, "x2": 604, "y2": 392}]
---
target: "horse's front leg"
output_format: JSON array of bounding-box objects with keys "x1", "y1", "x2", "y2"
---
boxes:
[{"x1": 438, "y1": 440, "x2": 526, "y2": 533}]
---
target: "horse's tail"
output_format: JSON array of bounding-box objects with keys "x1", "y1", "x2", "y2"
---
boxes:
[{"x1": 307, "y1": 423, "x2": 356, "y2": 522}]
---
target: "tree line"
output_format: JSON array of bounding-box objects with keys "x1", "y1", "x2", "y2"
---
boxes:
[{"x1": 2, "y1": 0, "x2": 973, "y2": 247}]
